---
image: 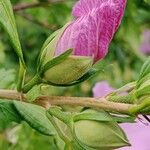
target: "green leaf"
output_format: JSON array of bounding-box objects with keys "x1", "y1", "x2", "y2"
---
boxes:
[
  {"x1": 137, "y1": 72, "x2": 150, "y2": 88},
  {"x1": 13, "y1": 101, "x2": 56, "y2": 136},
  {"x1": 0, "y1": 99, "x2": 21, "y2": 131},
  {"x1": 136, "y1": 80, "x2": 150, "y2": 98},
  {"x1": 0, "y1": 0, "x2": 25, "y2": 66}
]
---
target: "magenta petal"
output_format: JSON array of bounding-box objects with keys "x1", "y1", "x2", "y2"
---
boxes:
[
  {"x1": 72, "y1": 0, "x2": 107, "y2": 17},
  {"x1": 72, "y1": 0, "x2": 127, "y2": 31},
  {"x1": 56, "y1": 4, "x2": 117, "y2": 62},
  {"x1": 56, "y1": 0, "x2": 126, "y2": 62},
  {"x1": 140, "y1": 30, "x2": 150, "y2": 55}
]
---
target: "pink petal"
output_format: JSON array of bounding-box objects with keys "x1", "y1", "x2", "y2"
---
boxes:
[
  {"x1": 92, "y1": 81, "x2": 114, "y2": 97},
  {"x1": 56, "y1": 4, "x2": 117, "y2": 62},
  {"x1": 72, "y1": 0, "x2": 127, "y2": 31},
  {"x1": 72, "y1": 0, "x2": 107, "y2": 17},
  {"x1": 119, "y1": 120, "x2": 150, "y2": 150}
]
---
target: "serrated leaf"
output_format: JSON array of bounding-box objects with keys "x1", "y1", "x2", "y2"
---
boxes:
[
  {"x1": 0, "y1": 99, "x2": 21, "y2": 131},
  {"x1": 13, "y1": 101, "x2": 55, "y2": 136},
  {"x1": 0, "y1": 0, "x2": 25, "y2": 66}
]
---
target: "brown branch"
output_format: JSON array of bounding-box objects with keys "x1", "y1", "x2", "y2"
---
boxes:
[
  {"x1": 0, "y1": 89, "x2": 134, "y2": 114},
  {"x1": 13, "y1": 0, "x2": 65, "y2": 12},
  {"x1": 16, "y1": 12, "x2": 58, "y2": 30}
]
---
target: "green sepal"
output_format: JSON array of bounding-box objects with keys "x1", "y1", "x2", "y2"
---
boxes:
[
  {"x1": 135, "y1": 79, "x2": 150, "y2": 98},
  {"x1": 37, "y1": 30, "x2": 59, "y2": 71},
  {"x1": 26, "y1": 85, "x2": 42, "y2": 102},
  {"x1": 23, "y1": 49, "x2": 72, "y2": 93},
  {"x1": 111, "y1": 115, "x2": 136, "y2": 123},
  {"x1": 47, "y1": 106, "x2": 73, "y2": 125},
  {"x1": 13, "y1": 101, "x2": 56, "y2": 136},
  {"x1": 39, "y1": 23, "x2": 70, "y2": 70},
  {"x1": 47, "y1": 108, "x2": 130, "y2": 150},
  {"x1": 74, "y1": 109, "x2": 135, "y2": 123},
  {"x1": 44, "y1": 68, "x2": 98, "y2": 87},
  {"x1": 73, "y1": 109, "x2": 113, "y2": 122},
  {"x1": 137, "y1": 57, "x2": 150, "y2": 87},
  {"x1": 43, "y1": 55, "x2": 93, "y2": 84},
  {"x1": 40, "y1": 49, "x2": 73, "y2": 75},
  {"x1": 136, "y1": 72, "x2": 150, "y2": 88}
]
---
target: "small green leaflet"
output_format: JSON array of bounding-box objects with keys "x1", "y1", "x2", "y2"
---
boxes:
[
  {"x1": 0, "y1": 0, "x2": 25, "y2": 66},
  {"x1": 13, "y1": 101, "x2": 56, "y2": 136}
]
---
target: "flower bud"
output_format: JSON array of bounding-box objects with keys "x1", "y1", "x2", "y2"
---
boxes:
[
  {"x1": 74, "y1": 109, "x2": 130, "y2": 149},
  {"x1": 43, "y1": 56, "x2": 93, "y2": 84},
  {"x1": 38, "y1": 0, "x2": 126, "y2": 85}
]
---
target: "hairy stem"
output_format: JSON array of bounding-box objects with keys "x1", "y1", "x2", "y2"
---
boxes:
[{"x1": 0, "y1": 89, "x2": 136, "y2": 115}]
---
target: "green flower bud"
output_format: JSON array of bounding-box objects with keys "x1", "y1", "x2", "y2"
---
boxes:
[
  {"x1": 43, "y1": 56, "x2": 93, "y2": 84},
  {"x1": 47, "y1": 107, "x2": 130, "y2": 150},
  {"x1": 73, "y1": 110, "x2": 130, "y2": 150},
  {"x1": 39, "y1": 23, "x2": 93, "y2": 85}
]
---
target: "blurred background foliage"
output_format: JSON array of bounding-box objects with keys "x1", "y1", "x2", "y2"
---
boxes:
[{"x1": 0, "y1": 0, "x2": 149, "y2": 149}]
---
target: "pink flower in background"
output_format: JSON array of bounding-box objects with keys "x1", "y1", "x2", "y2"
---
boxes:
[
  {"x1": 140, "y1": 30, "x2": 150, "y2": 55},
  {"x1": 92, "y1": 81, "x2": 150, "y2": 150},
  {"x1": 119, "y1": 121, "x2": 150, "y2": 150},
  {"x1": 56, "y1": 0, "x2": 127, "y2": 62},
  {"x1": 92, "y1": 81, "x2": 114, "y2": 97}
]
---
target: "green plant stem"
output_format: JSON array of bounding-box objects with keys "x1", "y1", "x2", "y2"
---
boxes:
[
  {"x1": 46, "y1": 112, "x2": 71, "y2": 144},
  {"x1": 17, "y1": 60, "x2": 26, "y2": 91},
  {"x1": 23, "y1": 74, "x2": 42, "y2": 93},
  {"x1": 0, "y1": 89, "x2": 150, "y2": 115}
]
